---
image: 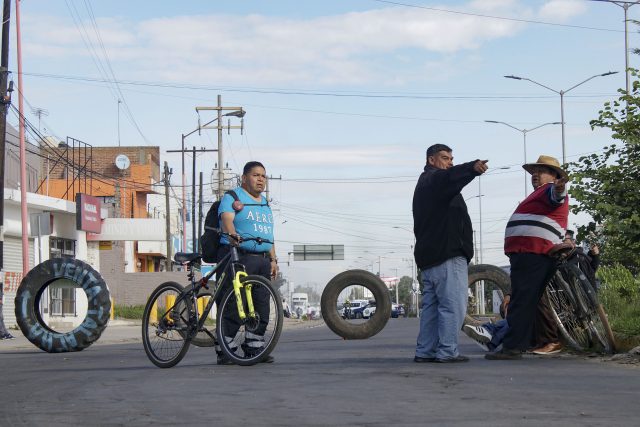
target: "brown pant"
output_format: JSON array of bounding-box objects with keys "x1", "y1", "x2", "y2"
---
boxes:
[{"x1": 533, "y1": 293, "x2": 559, "y2": 348}]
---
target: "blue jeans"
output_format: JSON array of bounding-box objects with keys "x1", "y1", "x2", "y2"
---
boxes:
[
  {"x1": 415, "y1": 256, "x2": 468, "y2": 360},
  {"x1": 484, "y1": 319, "x2": 509, "y2": 351}
]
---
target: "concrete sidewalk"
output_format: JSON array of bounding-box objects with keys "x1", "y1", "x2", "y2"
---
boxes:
[{"x1": 0, "y1": 317, "x2": 324, "y2": 352}]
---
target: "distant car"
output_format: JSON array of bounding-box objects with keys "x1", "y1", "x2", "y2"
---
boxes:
[
  {"x1": 340, "y1": 300, "x2": 368, "y2": 319},
  {"x1": 360, "y1": 303, "x2": 377, "y2": 319},
  {"x1": 391, "y1": 303, "x2": 406, "y2": 318}
]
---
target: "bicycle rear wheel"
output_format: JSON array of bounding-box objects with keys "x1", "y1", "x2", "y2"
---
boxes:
[
  {"x1": 142, "y1": 282, "x2": 193, "y2": 368},
  {"x1": 216, "y1": 275, "x2": 283, "y2": 366},
  {"x1": 546, "y1": 273, "x2": 591, "y2": 351},
  {"x1": 562, "y1": 265, "x2": 616, "y2": 353}
]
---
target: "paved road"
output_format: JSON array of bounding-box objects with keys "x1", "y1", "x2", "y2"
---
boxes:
[{"x1": 1, "y1": 318, "x2": 639, "y2": 426}]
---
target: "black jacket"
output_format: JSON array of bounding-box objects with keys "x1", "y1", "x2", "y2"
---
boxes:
[{"x1": 413, "y1": 161, "x2": 480, "y2": 270}]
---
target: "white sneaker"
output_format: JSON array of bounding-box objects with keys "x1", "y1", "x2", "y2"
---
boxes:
[{"x1": 463, "y1": 324, "x2": 492, "y2": 351}]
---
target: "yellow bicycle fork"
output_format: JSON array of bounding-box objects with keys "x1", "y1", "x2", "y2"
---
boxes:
[{"x1": 233, "y1": 271, "x2": 256, "y2": 320}]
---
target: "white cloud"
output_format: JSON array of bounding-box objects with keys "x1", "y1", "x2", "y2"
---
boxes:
[
  {"x1": 22, "y1": 3, "x2": 530, "y2": 86},
  {"x1": 538, "y1": 0, "x2": 588, "y2": 22}
]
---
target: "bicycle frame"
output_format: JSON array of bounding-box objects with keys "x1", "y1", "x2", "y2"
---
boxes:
[{"x1": 181, "y1": 246, "x2": 259, "y2": 339}]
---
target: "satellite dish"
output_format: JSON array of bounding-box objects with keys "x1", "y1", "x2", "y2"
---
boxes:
[{"x1": 115, "y1": 154, "x2": 131, "y2": 170}]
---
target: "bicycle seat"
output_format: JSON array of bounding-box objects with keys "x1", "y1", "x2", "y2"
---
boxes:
[
  {"x1": 174, "y1": 252, "x2": 202, "y2": 264},
  {"x1": 548, "y1": 242, "x2": 575, "y2": 259}
]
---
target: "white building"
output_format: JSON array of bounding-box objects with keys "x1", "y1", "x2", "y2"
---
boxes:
[{"x1": 2, "y1": 189, "x2": 100, "y2": 329}]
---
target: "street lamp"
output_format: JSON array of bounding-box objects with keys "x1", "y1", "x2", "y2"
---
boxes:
[
  {"x1": 197, "y1": 96, "x2": 246, "y2": 199},
  {"x1": 475, "y1": 167, "x2": 510, "y2": 264},
  {"x1": 174, "y1": 109, "x2": 246, "y2": 251},
  {"x1": 590, "y1": 0, "x2": 640, "y2": 96},
  {"x1": 485, "y1": 120, "x2": 561, "y2": 198},
  {"x1": 504, "y1": 71, "x2": 618, "y2": 164}
]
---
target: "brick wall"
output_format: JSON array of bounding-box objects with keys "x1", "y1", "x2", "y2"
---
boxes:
[
  {"x1": 46, "y1": 146, "x2": 160, "y2": 182},
  {"x1": 102, "y1": 270, "x2": 199, "y2": 307}
]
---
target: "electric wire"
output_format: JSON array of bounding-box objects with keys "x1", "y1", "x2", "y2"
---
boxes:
[
  {"x1": 370, "y1": 0, "x2": 623, "y2": 32},
  {"x1": 19, "y1": 72, "x2": 620, "y2": 101}
]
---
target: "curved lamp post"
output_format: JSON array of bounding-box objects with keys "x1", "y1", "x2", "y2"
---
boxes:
[
  {"x1": 504, "y1": 71, "x2": 618, "y2": 164},
  {"x1": 485, "y1": 120, "x2": 561, "y2": 198}
]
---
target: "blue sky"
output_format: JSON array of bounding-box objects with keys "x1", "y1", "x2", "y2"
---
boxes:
[{"x1": 8, "y1": 0, "x2": 637, "y2": 288}]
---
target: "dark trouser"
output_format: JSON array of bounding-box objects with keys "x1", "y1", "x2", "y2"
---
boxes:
[
  {"x1": 215, "y1": 245, "x2": 271, "y2": 342},
  {"x1": 533, "y1": 293, "x2": 559, "y2": 348},
  {"x1": 503, "y1": 253, "x2": 557, "y2": 351}
]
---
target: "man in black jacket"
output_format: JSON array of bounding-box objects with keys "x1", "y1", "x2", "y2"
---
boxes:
[{"x1": 413, "y1": 144, "x2": 487, "y2": 363}]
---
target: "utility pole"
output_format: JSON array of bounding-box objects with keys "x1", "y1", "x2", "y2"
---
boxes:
[
  {"x1": 198, "y1": 171, "x2": 203, "y2": 244},
  {"x1": 15, "y1": 0, "x2": 28, "y2": 275},
  {"x1": 163, "y1": 161, "x2": 172, "y2": 271},
  {"x1": 196, "y1": 95, "x2": 245, "y2": 200},
  {"x1": 265, "y1": 175, "x2": 282, "y2": 203},
  {"x1": 167, "y1": 146, "x2": 216, "y2": 252},
  {"x1": 114, "y1": 183, "x2": 121, "y2": 218},
  {"x1": 0, "y1": 0, "x2": 12, "y2": 337}
]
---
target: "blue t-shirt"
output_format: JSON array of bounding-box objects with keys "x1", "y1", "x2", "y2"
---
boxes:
[{"x1": 218, "y1": 187, "x2": 274, "y2": 253}]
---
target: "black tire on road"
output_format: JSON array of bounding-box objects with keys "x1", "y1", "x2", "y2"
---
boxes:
[
  {"x1": 142, "y1": 281, "x2": 192, "y2": 368},
  {"x1": 465, "y1": 264, "x2": 511, "y2": 325},
  {"x1": 14, "y1": 258, "x2": 111, "y2": 353},
  {"x1": 321, "y1": 269, "x2": 391, "y2": 340}
]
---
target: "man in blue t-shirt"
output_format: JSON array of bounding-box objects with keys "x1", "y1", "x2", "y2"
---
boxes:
[{"x1": 215, "y1": 161, "x2": 278, "y2": 365}]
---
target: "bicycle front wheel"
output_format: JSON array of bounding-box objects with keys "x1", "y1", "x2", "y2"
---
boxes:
[
  {"x1": 216, "y1": 275, "x2": 283, "y2": 366},
  {"x1": 142, "y1": 282, "x2": 193, "y2": 368},
  {"x1": 546, "y1": 273, "x2": 591, "y2": 351}
]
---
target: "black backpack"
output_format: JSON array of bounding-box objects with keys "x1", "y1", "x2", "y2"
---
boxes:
[
  {"x1": 198, "y1": 190, "x2": 269, "y2": 263},
  {"x1": 199, "y1": 190, "x2": 240, "y2": 263}
]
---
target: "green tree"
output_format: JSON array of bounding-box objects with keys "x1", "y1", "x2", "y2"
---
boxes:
[
  {"x1": 389, "y1": 276, "x2": 416, "y2": 315},
  {"x1": 568, "y1": 69, "x2": 640, "y2": 272}
]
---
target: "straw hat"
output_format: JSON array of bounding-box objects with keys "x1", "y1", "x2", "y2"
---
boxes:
[{"x1": 522, "y1": 155, "x2": 568, "y2": 180}]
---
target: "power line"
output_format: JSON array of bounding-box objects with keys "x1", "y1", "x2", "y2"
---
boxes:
[
  {"x1": 370, "y1": 0, "x2": 623, "y2": 32},
  {"x1": 18, "y1": 72, "x2": 619, "y2": 101},
  {"x1": 63, "y1": 0, "x2": 151, "y2": 145}
]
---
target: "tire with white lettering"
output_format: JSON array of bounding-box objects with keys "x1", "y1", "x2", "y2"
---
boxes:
[
  {"x1": 321, "y1": 269, "x2": 391, "y2": 340},
  {"x1": 14, "y1": 258, "x2": 111, "y2": 353}
]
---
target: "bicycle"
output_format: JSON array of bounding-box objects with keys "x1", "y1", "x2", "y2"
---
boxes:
[
  {"x1": 545, "y1": 243, "x2": 616, "y2": 354},
  {"x1": 141, "y1": 230, "x2": 283, "y2": 368}
]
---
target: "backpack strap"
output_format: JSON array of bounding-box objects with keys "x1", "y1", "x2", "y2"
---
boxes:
[{"x1": 228, "y1": 189, "x2": 269, "y2": 207}]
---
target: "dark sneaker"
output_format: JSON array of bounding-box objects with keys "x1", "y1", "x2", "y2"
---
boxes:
[
  {"x1": 216, "y1": 352, "x2": 234, "y2": 365},
  {"x1": 485, "y1": 348, "x2": 522, "y2": 360},
  {"x1": 434, "y1": 355, "x2": 469, "y2": 363},
  {"x1": 414, "y1": 356, "x2": 436, "y2": 363},
  {"x1": 1, "y1": 333, "x2": 15, "y2": 340}
]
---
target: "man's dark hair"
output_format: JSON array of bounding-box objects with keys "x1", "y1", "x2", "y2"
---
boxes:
[
  {"x1": 243, "y1": 161, "x2": 265, "y2": 175},
  {"x1": 426, "y1": 144, "x2": 452, "y2": 158}
]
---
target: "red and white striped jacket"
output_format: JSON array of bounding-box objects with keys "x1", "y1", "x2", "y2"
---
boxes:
[{"x1": 504, "y1": 183, "x2": 569, "y2": 255}]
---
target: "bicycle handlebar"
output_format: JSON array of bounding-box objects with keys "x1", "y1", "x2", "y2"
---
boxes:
[{"x1": 204, "y1": 226, "x2": 273, "y2": 245}]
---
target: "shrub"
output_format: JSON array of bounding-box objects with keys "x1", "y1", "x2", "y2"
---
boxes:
[
  {"x1": 598, "y1": 265, "x2": 640, "y2": 337},
  {"x1": 114, "y1": 304, "x2": 145, "y2": 320}
]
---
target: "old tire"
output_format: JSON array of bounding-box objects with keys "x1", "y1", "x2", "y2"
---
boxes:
[
  {"x1": 321, "y1": 269, "x2": 391, "y2": 340},
  {"x1": 14, "y1": 258, "x2": 111, "y2": 353},
  {"x1": 465, "y1": 264, "x2": 511, "y2": 325}
]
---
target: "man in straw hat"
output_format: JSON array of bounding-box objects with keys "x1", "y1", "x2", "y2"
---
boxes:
[{"x1": 486, "y1": 155, "x2": 569, "y2": 360}]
